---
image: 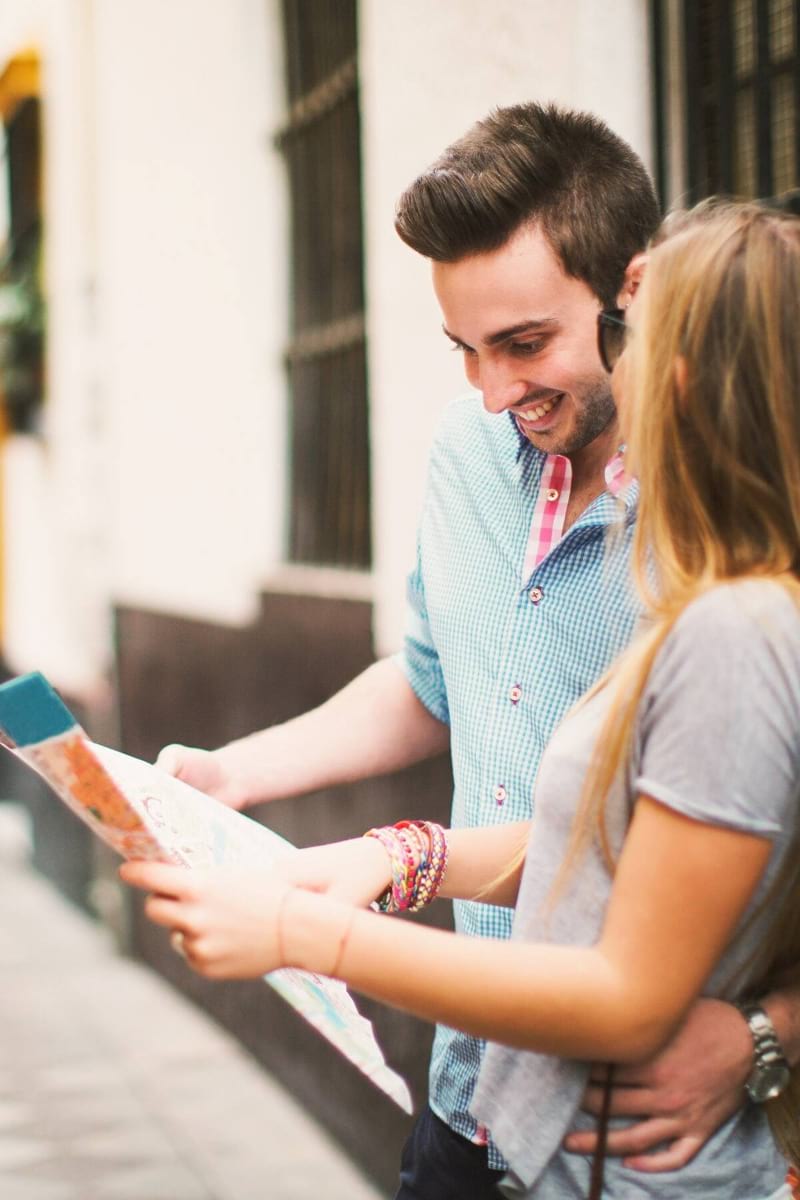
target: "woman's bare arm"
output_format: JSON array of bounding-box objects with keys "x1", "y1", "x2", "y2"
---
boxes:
[
  {"x1": 312, "y1": 797, "x2": 771, "y2": 1060},
  {"x1": 121, "y1": 796, "x2": 772, "y2": 1063}
]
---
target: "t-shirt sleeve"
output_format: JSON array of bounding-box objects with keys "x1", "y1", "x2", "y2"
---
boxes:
[
  {"x1": 634, "y1": 583, "x2": 800, "y2": 837},
  {"x1": 395, "y1": 534, "x2": 450, "y2": 725}
]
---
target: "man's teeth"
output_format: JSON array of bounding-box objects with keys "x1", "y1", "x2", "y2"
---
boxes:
[{"x1": 518, "y1": 397, "x2": 559, "y2": 422}]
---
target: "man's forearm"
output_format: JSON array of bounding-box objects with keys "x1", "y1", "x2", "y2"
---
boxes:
[{"x1": 212, "y1": 657, "x2": 450, "y2": 807}]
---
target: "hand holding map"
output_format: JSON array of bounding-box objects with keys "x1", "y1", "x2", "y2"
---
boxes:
[{"x1": 0, "y1": 671, "x2": 412, "y2": 1113}]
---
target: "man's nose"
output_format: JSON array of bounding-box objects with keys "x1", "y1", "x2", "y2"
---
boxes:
[{"x1": 477, "y1": 360, "x2": 529, "y2": 415}]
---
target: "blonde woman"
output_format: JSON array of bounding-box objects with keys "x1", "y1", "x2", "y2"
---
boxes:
[{"x1": 122, "y1": 203, "x2": 800, "y2": 1199}]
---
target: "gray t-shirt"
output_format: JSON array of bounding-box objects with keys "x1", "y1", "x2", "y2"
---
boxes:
[{"x1": 472, "y1": 580, "x2": 800, "y2": 1198}]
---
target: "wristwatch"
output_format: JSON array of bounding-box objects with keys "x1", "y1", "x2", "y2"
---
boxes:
[{"x1": 736, "y1": 1002, "x2": 791, "y2": 1103}]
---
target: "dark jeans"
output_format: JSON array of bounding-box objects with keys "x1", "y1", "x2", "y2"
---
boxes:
[{"x1": 395, "y1": 1105, "x2": 506, "y2": 1200}]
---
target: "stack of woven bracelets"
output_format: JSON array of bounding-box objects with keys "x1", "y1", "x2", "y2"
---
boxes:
[{"x1": 364, "y1": 819, "x2": 449, "y2": 914}]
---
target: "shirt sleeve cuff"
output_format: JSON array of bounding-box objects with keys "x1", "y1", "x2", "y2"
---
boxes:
[{"x1": 394, "y1": 650, "x2": 450, "y2": 725}]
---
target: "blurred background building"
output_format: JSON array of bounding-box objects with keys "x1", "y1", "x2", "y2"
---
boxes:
[{"x1": 0, "y1": 0, "x2": 796, "y2": 1190}]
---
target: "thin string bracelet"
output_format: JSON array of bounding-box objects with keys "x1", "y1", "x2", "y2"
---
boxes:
[
  {"x1": 276, "y1": 887, "x2": 294, "y2": 967},
  {"x1": 330, "y1": 905, "x2": 359, "y2": 979}
]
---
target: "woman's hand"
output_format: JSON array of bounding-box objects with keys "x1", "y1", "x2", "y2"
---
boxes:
[
  {"x1": 119, "y1": 858, "x2": 364, "y2": 981},
  {"x1": 272, "y1": 837, "x2": 391, "y2": 908},
  {"x1": 120, "y1": 860, "x2": 293, "y2": 978},
  {"x1": 118, "y1": 835, "x2": 390, "y2": 981}
]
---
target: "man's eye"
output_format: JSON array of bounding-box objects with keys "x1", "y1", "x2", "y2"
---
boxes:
[
  {"x1": 511, "y1": 340, "x2": 546, "y2": 356},
  {"x1": 450, "y1": 341, "x2": 477, "y2": 356}
]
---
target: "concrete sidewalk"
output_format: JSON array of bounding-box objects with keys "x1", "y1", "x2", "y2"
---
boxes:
[{"x1": 0, "y1": 804, "x2": 386, "y2": 1200}]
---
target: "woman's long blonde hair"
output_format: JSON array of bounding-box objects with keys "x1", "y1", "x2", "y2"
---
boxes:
[{"x1": 554, "y1": 202, "x2": 800, "y2": 1160}]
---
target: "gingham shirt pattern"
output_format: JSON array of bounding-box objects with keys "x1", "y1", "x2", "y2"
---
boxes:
[
  {"x1": 522, "y1": 453, "x2": 571, "y2": 577},
  {"x1": 398, "y1": 394, "x2": 641, "y2": 1168}
]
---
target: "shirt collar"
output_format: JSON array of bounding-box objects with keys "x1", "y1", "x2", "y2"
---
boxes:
[
  {"x1": 605, "y1": 445, "x2": 638, "y2": 513},
  {"x1": 508, "y1": 414, "x2": 637, "y2": 511}
]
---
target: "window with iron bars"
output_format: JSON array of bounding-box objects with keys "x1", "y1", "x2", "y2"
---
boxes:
[
  {"x1": 276, "y1": 0, "x2": 371, "y2": 570},
  {"x1": 651, "y1": 0, "x2": 799, "y2": 207},
  {"x1": 0, "y1": 90, "x2": 45, "y2": 435}
]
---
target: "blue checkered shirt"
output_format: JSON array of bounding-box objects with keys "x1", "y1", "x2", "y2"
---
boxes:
[{"x1": 398, "y1": 394, "x2": 641, "y2": 1169}]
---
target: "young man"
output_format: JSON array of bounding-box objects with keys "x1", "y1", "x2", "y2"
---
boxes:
[{"x1": 159, "y1": 104, "x2": 800, "y2": 1198}]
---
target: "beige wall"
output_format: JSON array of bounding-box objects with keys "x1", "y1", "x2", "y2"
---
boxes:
[
  {"x1": 94, "y1": 0, "x2": 287, "y2": 626},
  {"x1": 0, "y1": 0, "x2": 109, "y2": 692},
  {"x1": 0, "y1": 0, "x2": 653, "y2": 694},
  {"x1": 1, "y1": 0, "x2": 288, "y2": 693}
]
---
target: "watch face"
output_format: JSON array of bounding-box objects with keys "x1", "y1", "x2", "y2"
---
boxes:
[{"x1": 748, "y1": 1062, "x2": 791, "y2": 1103}]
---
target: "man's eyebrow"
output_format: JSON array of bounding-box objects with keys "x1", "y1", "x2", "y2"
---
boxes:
[{"x1": 442, "y1": 319, "x2": 559, "y2": 348}]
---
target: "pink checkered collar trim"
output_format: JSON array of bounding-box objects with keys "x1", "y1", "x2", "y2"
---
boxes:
[{"x1": 604, "y1": 446, "x2": 633, "y2": 498}]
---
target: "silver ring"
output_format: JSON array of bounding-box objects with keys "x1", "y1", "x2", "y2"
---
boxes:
[{"x1": 170, "y1": 930, "x2": 187, "y2": 959}]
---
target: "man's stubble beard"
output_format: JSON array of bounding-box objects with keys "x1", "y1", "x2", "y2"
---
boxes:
[{"x1": 524, "y1": 376, "x2": 617, "y2": 458}]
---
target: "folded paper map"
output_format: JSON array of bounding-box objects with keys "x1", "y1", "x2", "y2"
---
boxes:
[{"x1": 0, "y1": 671, "x2": 412, "y2": 1113}]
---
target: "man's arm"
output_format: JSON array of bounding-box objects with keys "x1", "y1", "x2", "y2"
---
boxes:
[
  {"x1": 566, "y1": 986, "x2": 800, "y2": 1171},
  {"x1": 157, "y1": 656, "x2": 450, "y2": 810}
]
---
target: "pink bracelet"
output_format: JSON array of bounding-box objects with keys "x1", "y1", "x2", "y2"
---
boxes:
[
  {"x1": 363, "y1": 820, "x2": 449, "y2": 914},
  {"x1": 365, "y1": 825, "x2": 419, "y2": 912},
  {"x1": 412, "y1": 821, "x2": 448, "y2": 910}
]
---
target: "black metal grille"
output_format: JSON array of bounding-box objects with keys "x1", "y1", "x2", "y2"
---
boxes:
[
  {"x1": 6, "y1": 97, "x2": 41, "y2": 266},
  {"x1": 1, "y1": 96, "x2": 44, "y2": 434},
  {"x1": 657, "y1": 0, "x2": 800, "y2": 203},
  {"x1": 278, "y1": 0, "x2": 371, "y2": 569}
]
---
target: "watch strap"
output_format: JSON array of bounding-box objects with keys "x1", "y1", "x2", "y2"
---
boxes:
[{"x1": 736, "y1": 1002, "x2": 791, "y2": 1100}]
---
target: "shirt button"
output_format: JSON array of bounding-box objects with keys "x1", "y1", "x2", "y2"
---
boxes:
[
  {"x1": 509, "y1": 684, "x2": 522, "y2": 704},
  {"x1": 546, "y1": 488, "x2": 559, "y2": 502},
  {"x1": 530, "y1": 586, "x2": 543, "y2": 604},
  {"x1": 493, "y1": 785, "x2": 507, "y2": 805}
]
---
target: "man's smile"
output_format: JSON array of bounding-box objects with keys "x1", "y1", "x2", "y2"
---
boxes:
[{"x1": 513, "y1": 392, "x2": 565, "y2": 432}]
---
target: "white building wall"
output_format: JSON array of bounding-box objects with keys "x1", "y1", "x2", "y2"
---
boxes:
[
  {"x1": 0, "y1": 0, "x2": 653, "y2": 695},
  {"x1": 0, "y1": 0, "x2": 108, "y2": 695},
  {"x1": 0, "y1": 0, "x2": 288, "y2": 696},
  {"x1": 360, "y1": 0, "x2": 653, "y2": 654},
  {"x1": 94, "y1": 0, "x2": 287, "y2": 627}
]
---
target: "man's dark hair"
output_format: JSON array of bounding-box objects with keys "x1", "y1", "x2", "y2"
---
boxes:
[
  {"x1": 763, "y1": 188, "x2": 800, "y2": 217},
  {"x1": 395, "y1": 102, "x2": 661, "y2": 307}
]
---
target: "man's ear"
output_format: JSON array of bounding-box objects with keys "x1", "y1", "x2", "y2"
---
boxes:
[{"x1": 617, "y1": 253, "x2": 649, "y2": 309}]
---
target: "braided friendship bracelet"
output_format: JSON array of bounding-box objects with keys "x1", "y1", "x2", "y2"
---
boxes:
[
  {"x1": 363, "y1": 820, "x2": 449, "y2": 914},
  {"x1": 330, "y1": 905, "x2": 358, "y2": 978}
]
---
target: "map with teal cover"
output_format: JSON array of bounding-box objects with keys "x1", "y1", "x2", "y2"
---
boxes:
[
  {"x1": 0, "y1": 669, "x2": 413, "y2": 1113},
  {"x1": 0, "y1": 672, "x2": 78, "y2": 747}
]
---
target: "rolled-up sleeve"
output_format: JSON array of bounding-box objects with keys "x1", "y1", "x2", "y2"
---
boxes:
[{"x1": 395, "y1": 537, "x2": 450, "y2": 725}]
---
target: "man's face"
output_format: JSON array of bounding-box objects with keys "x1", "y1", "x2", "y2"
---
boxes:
[{"x1": 432, "y1": 224, "x2": 617, "y2": 459}]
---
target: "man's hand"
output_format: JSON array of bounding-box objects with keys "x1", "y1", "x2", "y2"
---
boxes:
[
  {"x1": 156, "y1": 744, "x2": 247, "y2": 810},
  {"x1": 152, "y1": 659, "x2": 450, "y2": 812},
  {"x1": 564, "y1": 998, "x2": 751, "y2": 1171}
]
